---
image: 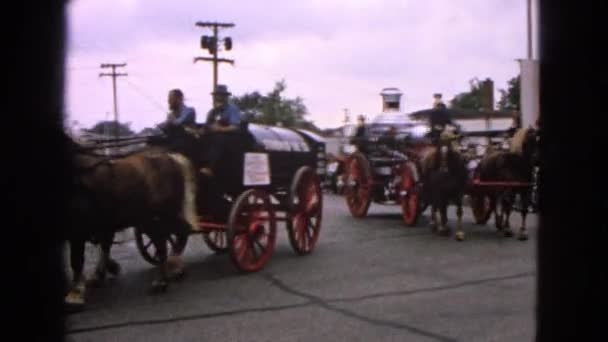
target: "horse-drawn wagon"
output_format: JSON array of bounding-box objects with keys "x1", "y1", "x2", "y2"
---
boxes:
[
  {"x1": 462, "y1": 128, "x2": 539, "y2": 239},
  {"x1": 339, "y1": 110, "x2": 539, "y2": 240},
  {"x1": 135, "y1": 122, "x2": 326, "y2": 272},
  {"x1": 341, "y1": 113, "x2": 430, "y2": 226}
]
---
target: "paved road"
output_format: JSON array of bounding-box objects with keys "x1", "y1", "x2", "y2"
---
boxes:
[{"x1": 66, "y1": 194, "x2": 537, "y2": 342}]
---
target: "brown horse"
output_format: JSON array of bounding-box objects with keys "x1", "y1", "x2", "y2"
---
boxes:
[
  {"x1": 420, "y1": 131, "x2": 469, "y2": 240},
  {"x1": 64, "y1": 136, "x2": 197, "y2": 310},
  {"x1": 477, "y1": 127, "x2": 539, "y2": 240}
]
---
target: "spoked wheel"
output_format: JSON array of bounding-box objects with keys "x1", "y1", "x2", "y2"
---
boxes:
[
  {"x1": 399, "y1": 162, "x2": 420, "y2": 226},
  {"x1": 134, "y1": 228, "x2": 188, "y2": 266},
  {"x1": 344, "y1": 152, "x2": 373, "y2": 218},
  {"x1": 471, "y1": 194, "x2": 495, "y2": 225},
  {"x1": 287, "y1": 166, "x2": 323, "y2": 255},
  {"x1": 202, "y1": 230, "x2": 228, "y2": 254},
  {"x1": 227, "y1": 189, "x2": 277, "y2": 272}
]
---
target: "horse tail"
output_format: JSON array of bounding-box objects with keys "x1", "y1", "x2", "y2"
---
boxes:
[{"x1": 168, "y1": 153, "x2": 198, "y2": 230}]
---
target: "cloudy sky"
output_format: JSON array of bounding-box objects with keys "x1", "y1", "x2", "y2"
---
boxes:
[{"x1": 65, "y1": 0, "x2": 536, "y2": 131}]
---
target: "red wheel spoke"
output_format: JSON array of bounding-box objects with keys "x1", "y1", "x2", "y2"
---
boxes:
[
  {"x1": 228, "y1": 189, "x2": 276, "y2": 272},
  {"x1": 235, "y1": 236, "x2": 248, "y2": 261}
]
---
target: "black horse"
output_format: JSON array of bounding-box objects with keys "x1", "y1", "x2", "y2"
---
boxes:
[
  {"x1": 420, "y1": 131, "x2": 469, "y2": 240},
  {"x1": 477, "y1": 127, "x2": 540, "y2": 240}
]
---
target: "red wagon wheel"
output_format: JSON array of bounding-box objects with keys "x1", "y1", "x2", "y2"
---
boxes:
[
  {"x1": 134, "y1": 228, "x2": 187, "y2": 266},
  {"x1": 287, "y1": 166, "x2": 323, "y2": 255},
  {"x1": 471, "y1": 194, "x2": 495, "y2": 225},
  {"x1": 202, "y1": 230, "x2": 228, "y2": 254},
  {"x1": 400, "y1": 162, "x2": 420, "y2": 226},
  {"x1": 227, "y1": 189, "x2": 277, "y2": 272},
  {"x1": 344, "y1": 152, "x2": 372, "y2": 218}
]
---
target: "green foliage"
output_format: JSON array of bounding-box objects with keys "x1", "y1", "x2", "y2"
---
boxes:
[
  {"x1": 497, "y1": 75, "x2": 520, "y2": 111},
  {"x1": 232, "y1": 80, "x2": 320, "y2": 132},
  {"x1": 449, "y1": 78, "x2": 486, "y2": 110},
  {"x1": 87, "y1": 120, "x2": 135, "y2": 137}
]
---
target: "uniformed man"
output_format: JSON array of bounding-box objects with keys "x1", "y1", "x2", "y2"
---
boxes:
[
  {"x1": 427, "y1": 103, "x2": 461, "y2": 144},
  {"x1": 349, "y1": 114, "x2": 367, "y2": 154},
  {"x1": 432, "y1": 93, "x2": 444, "y2": 108},
  {"x1": 354, "y1": 115, "x2": 366, "y2": 138},
  {"x1": 199, "y1": 84, "x2": 242, "y2": 177}
]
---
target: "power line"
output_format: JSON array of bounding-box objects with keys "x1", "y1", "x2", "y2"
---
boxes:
[
  {"x1": 123, "y1": 79, "x2": 166, "y2": 113},
  {"x1": 67, "y1": 66, "x2": 101, "y2": 71}
]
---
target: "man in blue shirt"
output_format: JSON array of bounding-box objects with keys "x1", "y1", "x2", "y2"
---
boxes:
[
  {"x1": 205, "y1": 84, "x2": 241, "y2": 132},
  {"x1": 165, "y1": 89, "x2": 196, "y2": 129},
  {"x1": 154, "y1": 89, "x2": 198, "y2": 152},
  {"x1": 199, "y1": 84, "x2": 243, "y2": 177}
]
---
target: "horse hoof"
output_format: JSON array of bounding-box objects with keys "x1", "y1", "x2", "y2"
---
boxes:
[
  {"x1": 64, "y1": 291, "x2": 85, "y2": 313},
  {"x1": 455, "y1": 232, "x2": 465, "y2": 241},
  {"x1": 503, "y1": 229, "x2": 514, "y2": 238},
  {"x1": 150, "y1": 281, "x2": 168, "y2": 294},
  {"x1": 517, "y1": 232, "x2": 529, "y2": 241}
]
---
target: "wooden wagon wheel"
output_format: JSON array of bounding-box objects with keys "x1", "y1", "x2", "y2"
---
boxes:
[
  {"x1": 287, "y1": 166, "x2": 323, "y2": 255},
  {"x1": 469, "y1": 167, "x2": 496, "y2": 225},
  {"x1": 399, "y1": 162, "x2": 420, "y2": 226},
  {"x1": 344, "y1": 152, "x2": 373, "y2": 218},
  {"x1": 134, "y1": 228, "x2": 188, "y2": 266},
  {"x1": 202, "y1": 230, "x2": 228, "y2": 254},
  {"x1": 227, "y1": 189, "x2": 277, "y2": 272}
]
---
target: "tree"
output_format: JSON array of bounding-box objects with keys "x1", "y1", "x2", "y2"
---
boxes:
[
  {"x1": 497, "y1": 75, "x2": 520, "y2": 111},
  {"x1": 231, "y1": 80, "x2": 321, "y2": 132},
  {"x1": 449, "y1": 78, "x2": 486, "y2": 110},
  {"x1": 86, "y1": 120, "x2": 135, "y2": 137},
  {"x1": 231, "y1": 91, "x2": 263, "y2": 121}
]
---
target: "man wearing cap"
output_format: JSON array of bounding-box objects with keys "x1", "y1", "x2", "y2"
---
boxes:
[
  {"x1": 199, "y1": 84, "x2": 243, "y2": 177},
  {"x1": 426, "y1": 102, "x2": 461, "y2": 145}
]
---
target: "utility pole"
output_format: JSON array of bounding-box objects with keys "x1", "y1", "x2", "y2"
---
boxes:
[
  {"x1": 194, "y1": 22, "x2": 235, "y2": 93},
  {"x1": 518, "y1": 0, "x2": 539, "y2": 129},
  {"x1": 99, "y1": 63, "x2": 127, "y2": 141},
  {"x1": 527, "y1": 0, "x2": 533, "y2": 59}
]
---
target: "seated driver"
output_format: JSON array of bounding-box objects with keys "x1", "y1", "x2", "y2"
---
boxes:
[
  {"x1": 427, "y1": 102, "x2": 461, "y2": 145},
  {"x1": 154, "y1": 88, "x2": 197, "y2": 149},
  {"x1": 199, "y1": 84, "x2": 242, "y2": 177}
]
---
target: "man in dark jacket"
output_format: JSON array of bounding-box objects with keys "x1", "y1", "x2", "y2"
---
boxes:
[
  {"x1": 427, "y1": 103, "x2": 461, "y2": 144},
  {"x1": 199, "y1": 84, "x2": 243, "y2": 178}
]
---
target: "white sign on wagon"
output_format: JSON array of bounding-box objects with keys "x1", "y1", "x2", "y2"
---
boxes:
[{"x1": 243, "y1": 153, "x2": 271, "y2": 186}]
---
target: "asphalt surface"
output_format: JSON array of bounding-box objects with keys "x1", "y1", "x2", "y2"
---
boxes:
[{"x1": 66, "y1": 194, "x2": 537, "y2": 342}]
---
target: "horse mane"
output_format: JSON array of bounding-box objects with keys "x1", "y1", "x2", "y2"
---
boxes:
[{"x1": 509, "y1": 128, "x2": 529, "y2": 155}]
